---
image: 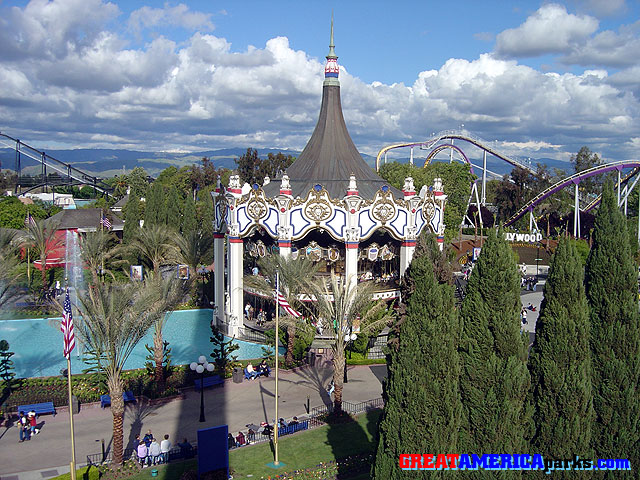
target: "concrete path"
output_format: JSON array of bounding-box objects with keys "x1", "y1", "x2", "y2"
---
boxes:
[{"x1": 0, "y1": 364, "x2": 387, "y2": 479}]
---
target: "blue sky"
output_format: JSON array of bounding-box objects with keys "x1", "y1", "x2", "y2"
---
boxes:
[{"x1": 0, "y1": 0, "x2": 639, "y2": 165}]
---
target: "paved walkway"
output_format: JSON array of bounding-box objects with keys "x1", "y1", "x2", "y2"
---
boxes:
[{"x1": 0, "y1": 364, "x2": 387, "y2": 479}]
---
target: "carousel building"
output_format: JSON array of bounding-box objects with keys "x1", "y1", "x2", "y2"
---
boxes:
[{"x1": 212, "y1": 24, "x2": 447, "y2": 336}]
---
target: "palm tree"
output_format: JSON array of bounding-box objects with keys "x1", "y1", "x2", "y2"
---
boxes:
[
  {"x1": 80, "y1": 230, "x2": 120, "y2": 285},
  {"x1": 24, "y1": 219, "x2": 62, "y2": 292},
  {"x1": 174, "y1": 230, "x2": 213, "y2": 304},
  {"x1": 312, "y1": 274, "x2": 393, "y2": 413},
  {"x1": 0, "y1": 229, "x2": 23, "y2": 311},
  {"x1": 73, "y1": 274, "x2": 184, "y2": 464},
  {"x1": 121, "y1": 224, "x2": 177, "y2": 274},
  {"x1": 149, "y1": 275, "x2": 188, "y2": 390},
  {"x1": 244, "y1": 255, "x2": 320, "y2": 366}
]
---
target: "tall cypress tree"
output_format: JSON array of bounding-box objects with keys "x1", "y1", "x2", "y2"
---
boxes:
[
  {"x1": 198, "y1": 186, "x2": 215, "y2": 237},
  {"x1": 529, "y1": 238, "x2": 593, "y2": 473},
  {"x1": 144, "y1": 182, "x2": 163, "y2": 227},
  {"x1": 373, "y1": 235, "x2": 460, "y2": 479},
  {"x1": 458, "y1": 229, "x2": 530, "y2": 460},
  {"x1": 182, "y1": 194, "x2": 197, "y2": 236},
  {"x1": 585, "y1": 180, "x2": 640, "y2": 469},
  {"x1": 164, "y1": 186, "x2": 181, "y2": 227},
  {"x1": 122, "y1": 195, "x2": 140, "y2": 243}
]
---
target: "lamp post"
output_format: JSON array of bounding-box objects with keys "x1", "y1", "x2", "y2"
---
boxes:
[
  {"x1": 190, "y1": 355, "x2": 214, "y2": 422},
  {"x1": 343, "y1": 331, "x2": 357, "y2": 383}
]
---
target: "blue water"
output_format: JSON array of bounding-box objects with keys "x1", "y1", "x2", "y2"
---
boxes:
[{"x1": 0, "y1": 309, "x2": 279, "y2": 378}]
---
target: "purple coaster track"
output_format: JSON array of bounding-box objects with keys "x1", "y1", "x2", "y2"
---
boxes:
[{"x1": 504, "y1": 161, "x2": 640, "y2": 226}]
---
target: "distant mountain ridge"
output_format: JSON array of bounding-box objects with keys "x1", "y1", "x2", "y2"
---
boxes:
[{"x1": 0, "y1": 146, "x2": 569, "y2": 179}]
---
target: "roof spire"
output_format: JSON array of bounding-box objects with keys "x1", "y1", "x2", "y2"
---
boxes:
[
  {"x1": 324, "y1": 12, "x2": 339, "y2": 86},
  {"x1": 328, "y1": 12, "x2": 336, "y2": 59}
]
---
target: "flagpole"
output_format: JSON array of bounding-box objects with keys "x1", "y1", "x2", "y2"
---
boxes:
[
  {"x1": 274, "y1": 271, "x2": 280, "y2": 466},
  {"x1": 66, "y1": 354, "x2": 77, "y2": 480},
  {"x1": 100, "y1": 210, "x2": 104, "y2": 282},
  {"x1": 62, "y1": 282, "x2": 77, "y2": 480}
]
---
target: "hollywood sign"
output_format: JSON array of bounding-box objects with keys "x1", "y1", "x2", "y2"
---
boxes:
[{"x1": 504, "y1": 232, "x2": 543, "y2": 243}]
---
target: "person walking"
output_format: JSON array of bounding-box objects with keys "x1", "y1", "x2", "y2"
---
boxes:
[{"x1": 18, "y1": 411, "x2": 29, "y2": 442}]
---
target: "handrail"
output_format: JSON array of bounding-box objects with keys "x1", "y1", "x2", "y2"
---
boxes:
[{"x1": 0, "y1": 132, "x2": 114, "y2": 196}]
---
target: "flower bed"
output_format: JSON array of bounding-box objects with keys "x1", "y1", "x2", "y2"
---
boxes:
[{"x1": 259, "y1": 453, "x2": 373, "y2": 479}]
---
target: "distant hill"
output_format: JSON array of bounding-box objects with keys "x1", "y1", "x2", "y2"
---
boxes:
[
  {"x1": 0, "y1": 147, "x2": 301, "y2": 178},
  {"x1": 0, "y1": 145, "x2": 570, "y2": 180}
]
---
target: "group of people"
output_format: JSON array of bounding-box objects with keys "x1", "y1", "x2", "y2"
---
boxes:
[
  {"x1": 136, "y1": 431, "x2": 172, "y2": 466},
  {"x1": 245, "y1": 360, "x2": 270, "y2": 379},
  {"x1": 18, "y1": 410, "x2": 39, "y2": 442},
  {"x1": 245, "y1": 303, "x2": 270, "y2": 325},
  {"x1": 521, "y1": 275, "x2": 538, "y2": 291}
]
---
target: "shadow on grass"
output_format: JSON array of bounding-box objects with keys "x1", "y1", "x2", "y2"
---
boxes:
[{"x1": 326, "y1": 409, "x2": 381, "y2": 479}]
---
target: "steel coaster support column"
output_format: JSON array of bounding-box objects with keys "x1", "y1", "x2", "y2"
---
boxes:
[
  {"x1": 409, "y1": 147, "x2": 414, "y2": 166},
  {"x1": 481, "y1": 150, "x2": 487, "y2": 205},
  {"x1": 213, "y1": 233, "x2": 225, "y2": 327},
  {"x1": 384, "y1": 152, "x2": 387, "y2": 165},
  {"x1": 450, "y1": 138, "x2": 454, "y2": 163},
  {"x1": 529, "y1": 210, "x2": 534, "y2": 232},
  {"x1": 637, "y1": 189, "x2": 640, "y2": 247},
  {"x1": 617, "y1": 169, "x2": 621, "y2": 207},
  {"x1": 573, "y1": 182, "x2": 580, "y2": 238},
  {"x1": 473, "y1": 181, "x2": 483, "y2": 228}
]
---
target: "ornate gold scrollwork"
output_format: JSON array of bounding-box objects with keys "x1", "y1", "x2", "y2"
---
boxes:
[
  {"x1": 304, "y1": 199, "x2": 332, "y2": 222},
  {"x1": 247, "y1": 198, "x2": 268, "y2": 220},
  {"x1": 371, "y1": 199, "x2": 396, "y2": 223},
  {"x1": 422, "y1": 201, "x2": 435, "y2": 222}
]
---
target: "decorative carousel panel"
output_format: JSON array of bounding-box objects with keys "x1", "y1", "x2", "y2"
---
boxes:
[
  {"x1": 414, "y1": 206, "x2": 427, "y2": 235},
  {"x1": 324, "y1": 208, "x2": 347, "y2": 239},
  {"x1": 290, "y1": 207, "x2": 312, "y2": 238},
  {"x1": 260, "y1": 206, "x2": 279, "y2": 238},
  {"x1": 236, "y1": 206, "x2": 253, "y2": 235},
  {"x1": 388, "y1": 209, "x2": 408, "y2": 238},
  {"x1": 430, "y1": 206, "x2": 443, "y2": 233},
  {"x1": 358, "y1": 209, "x2": 378, "y2": 239}
]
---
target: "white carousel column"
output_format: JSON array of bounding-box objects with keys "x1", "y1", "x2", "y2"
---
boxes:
[
  {"x1": 345, "y1": 241, "x2": 359, "y2": 291},
  {"x1": 278, "y1": 239, "x2": 291, "y2": 259},
  {"x1": 213, "y1": 233, "x2": 225, "y2": 326},
  {"x1": 227, "y1": 236, "x2": 244, "y2": 337},
  {"x1": 399, "y1": 239, "x2": 416, "y2": 277}
]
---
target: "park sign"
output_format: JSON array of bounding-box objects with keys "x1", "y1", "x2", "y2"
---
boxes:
[{"x1": 504, "y1": 232, "x2": 543, "y2": 243}]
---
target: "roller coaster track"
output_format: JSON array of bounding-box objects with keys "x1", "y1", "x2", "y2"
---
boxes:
[
  {"x1": 504, "y1": 161, "x2": 640, "y2": 226},
  {"x1": 375, "y1": 129, "x2": 536, "y2": 174},
  {"x1": 582, "y1": 166, "x2": 640, "y2": 212},
  {"x1": 0, "y1": 132, "x2": 113, "y2": 196}
]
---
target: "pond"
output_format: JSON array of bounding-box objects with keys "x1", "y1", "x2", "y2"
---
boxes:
[{"x1": 0, "y1": 309, "x2": 277, "y2": 378}]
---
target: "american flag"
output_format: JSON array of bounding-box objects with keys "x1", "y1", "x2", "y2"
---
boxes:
[
  {"x1": 100, "y1": 214, "x2": 112, "y2": 229},
  {"x1": 275, "y1": 273, "x2": 301, "y2": 318},
  {"x1": 61, "y1": 288, "x2": 76, "y2": 359},
  {"x1": 24, "y1": 213, "x2": 36, "y2": 227}
]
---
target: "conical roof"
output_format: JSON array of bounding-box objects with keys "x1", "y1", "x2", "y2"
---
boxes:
[{"x1": 265, "y1": 21, "x2": 396, "y2": 199}]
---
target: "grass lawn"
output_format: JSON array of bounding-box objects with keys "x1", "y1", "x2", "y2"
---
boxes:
[{"x1": 52, "y1": 410, "x2": 381, "y2": 480}]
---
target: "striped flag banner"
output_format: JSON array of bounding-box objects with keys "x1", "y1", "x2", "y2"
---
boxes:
[
  {"x1": 275, "y1": 289, "x2": 301, "y2": 318},
  {"x1": 24, "y1": 213, "x2": 36, "y2": 227},
  {"x1": 61, "y1": 288, "x2": 76, "y2": 359},
  {"x1": 100, "y1": 214, "x2": 112, "y2": 229}
]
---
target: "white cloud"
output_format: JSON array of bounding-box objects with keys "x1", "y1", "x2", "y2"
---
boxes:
[
  {"x1": 128, "y1": 3, "x2": 214, "y2": 34},
  {"x1": 495, "y1": 4, "x2": 598, "y2": 57},
  {"x1": 0, "y1": 0, "x2": 639, "y2": 165}
]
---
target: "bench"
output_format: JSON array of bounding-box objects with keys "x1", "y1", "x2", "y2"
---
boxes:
[
  {"x1": 278, "y1": 420, "x2": 309, "y2": 437},
  {"x1": 100, "y1": 390, "x2": 136, "y2": 408},
  {"x1": 17, "y1": 402, "x2": 56, "y2": 417},
  {"x1": 194, "y1": 375, "x2": 224, "y2": 390}
]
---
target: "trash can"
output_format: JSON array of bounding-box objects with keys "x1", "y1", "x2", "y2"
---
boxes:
[
  {"x1": 151, "y1": 469, "x2": 158, "y2": 477},
  {"x1": 233, "y1": 367, "x2": 243, "y2": 383},
  {"x1": 307, "y1": 352, "x2": 316, "y2": 367},
  {"x1": 71, "y1": 395, "x2": 80, "y2": 414}
]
